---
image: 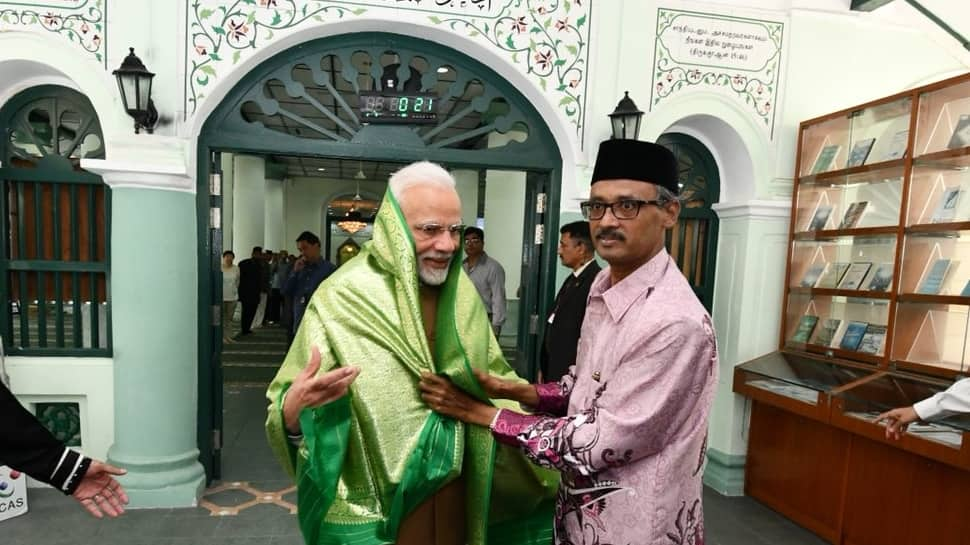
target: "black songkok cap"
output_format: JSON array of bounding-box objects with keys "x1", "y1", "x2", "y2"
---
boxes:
[{"x1": 590, "y1": 139, "x2": 679, "y2": 195}]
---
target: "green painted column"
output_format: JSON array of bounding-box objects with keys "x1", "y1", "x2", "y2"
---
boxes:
[{"x1": 84, "y1": 160, "x2": 205, "y2": 507}]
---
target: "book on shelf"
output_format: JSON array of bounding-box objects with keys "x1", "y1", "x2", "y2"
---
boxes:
[
  {"x1": 916, "y1": 258, "x2": 953, "y2": 295},
  {"x1": 811, "y1": 145, "x2": 840, "y2": 174},
  {"x1": 837, "y1": 262, "x2": 872, "y2": 290},
  {"x1": 846, "y1": 138, "x2": 876, "y2": 168},
  {"x1": 838, "y1": 201, "x2": 868, "y2": 229},
  {"x1": 865, "y1": 262, "x2": 894, "y2": 292},
  {"x1": 812, "y1": 318, "x2": 843, "y2": 347},
  {"x1": 790, "y1": 315, "x2": 819, "y2": 344},
  {"x1": 857, "y1": 324, "x2": 887, "y2": 355},
  {"x1": 839, "y1": 321, "x2": 869, "y2": 351},
  {"x1": 882, "y1": 129, "x2": 909, "y2": 161},
  {"x1": 808, "y1": 204, "x2": 833, "y2": 231},
  {"x1": 947, "y1": 114, "x2": 970, "y2": 150},
  {"x1": 829, "y1": 320, "x2": 851, "y2": 349},
  {"x1": 815, "y1": 261, "x2": 851, "y2": 288},
  {"x1": 930, "y1": 187, "x2": 961, "y2": 223},
  {"x1": 799, "y1": 264, "x2": 826, "y2": 287}
]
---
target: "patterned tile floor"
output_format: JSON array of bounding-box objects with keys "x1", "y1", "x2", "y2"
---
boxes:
[{"x1": 2, "y1": 385, "x2": 829, "y2": 545}]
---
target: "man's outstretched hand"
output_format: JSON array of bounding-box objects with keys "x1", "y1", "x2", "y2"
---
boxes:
[
  {"x1": 283, "y1": 345, "x2": 360, "y2": 433},
  {"x1": 71, "y1": 460, "x2": 128, "y2": 518}
]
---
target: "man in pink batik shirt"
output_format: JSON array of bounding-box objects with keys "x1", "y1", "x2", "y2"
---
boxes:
[{"x1": 419, "y1": 138, "x2": 718, "y2": 545}]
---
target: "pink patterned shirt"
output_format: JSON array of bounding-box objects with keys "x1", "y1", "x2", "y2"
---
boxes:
[{"x1": 492, "y1": 249, "x2": 718, "y2": 545}]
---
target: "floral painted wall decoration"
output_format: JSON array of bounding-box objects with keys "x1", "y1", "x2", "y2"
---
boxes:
[
  {"x1": 185, "y1": 0, "x2": 591, "y2": 137},
  {"x1": 652, "y1": 7, "x2": 784, "y2": 139},
  {"x1": 0, "y1": 0, "x2": 106, "y2": 65}
]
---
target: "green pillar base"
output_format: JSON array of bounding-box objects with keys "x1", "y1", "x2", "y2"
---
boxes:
[
  {"x1": 703, "y1": 448, "x2": 746, "y2": 497},
  {"x1": 107, "y1": 448, "x2": 206, "y2": 508}
]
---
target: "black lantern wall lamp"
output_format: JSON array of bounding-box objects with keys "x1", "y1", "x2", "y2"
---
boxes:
[
  {"x1": 609, "y1": 91, "x2": 644, "y2": 140},
  {"x1": 113, "y1": 47, "x2": 158, "y2": 134}
]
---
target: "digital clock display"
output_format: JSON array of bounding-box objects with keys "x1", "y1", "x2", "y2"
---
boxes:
[{"x1": 358, "y1": 91, "x2": 438, "y2": 124}]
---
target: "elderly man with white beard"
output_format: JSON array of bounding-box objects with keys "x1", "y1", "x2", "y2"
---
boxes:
[{"x1": 266, "y1": 161, "x2": 558, "y2": 545}]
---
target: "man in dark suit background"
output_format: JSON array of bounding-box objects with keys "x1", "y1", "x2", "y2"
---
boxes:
[
  {"x1": 237, "y1": 246, "x2": 264, "y2": 336},
  {"x1": 540, "y1": 221, "x2": 600, "y2": 382}
]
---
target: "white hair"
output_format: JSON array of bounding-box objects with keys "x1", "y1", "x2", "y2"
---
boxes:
[{"x1": 389, "y1": 161, "x2": 456, "y2": 207}]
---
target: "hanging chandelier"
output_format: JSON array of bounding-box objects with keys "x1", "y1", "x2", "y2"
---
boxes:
[
  {"x1": 337, "y1": 178, "x2": 368, "y2": 234},
  {"x1": 337, "y1": 208, "x2": 367, "y2": 234}
]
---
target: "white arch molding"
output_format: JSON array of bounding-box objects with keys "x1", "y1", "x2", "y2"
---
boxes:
[
  {"x1": 185, "y1": 18, "x2": 580, "y2": 187},
  {"x1": 642, "y1": 90, "x2": 772, "y2": 205},
  {"x1": 0, "y1": 32, "x2": 130, "y2": 156}
]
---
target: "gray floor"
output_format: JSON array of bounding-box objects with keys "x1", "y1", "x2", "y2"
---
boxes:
[{"x1": 2, "y1": 340, "x2": 828, "y2": 544}]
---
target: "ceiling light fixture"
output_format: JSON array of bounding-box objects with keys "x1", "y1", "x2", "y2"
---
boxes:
[{"x1": 337, "y1": 179, "x2": 368, "y2": 234}]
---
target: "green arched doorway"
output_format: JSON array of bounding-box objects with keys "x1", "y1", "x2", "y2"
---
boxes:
[
  {"x1": 196, "y1": 32, "x2": 563, "y2": 479},
  {"x1": 658, "y1": 133, "x2": 720, "y2": 312}
]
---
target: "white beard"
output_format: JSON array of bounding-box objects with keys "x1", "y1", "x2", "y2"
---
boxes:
[{"x1": 418, "y1": 250, "x2": 453, "y2": 286}]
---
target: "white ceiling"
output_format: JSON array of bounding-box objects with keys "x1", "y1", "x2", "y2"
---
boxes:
[{"x1": 856, "y1": 0, "x2": 970, "y2": 68}]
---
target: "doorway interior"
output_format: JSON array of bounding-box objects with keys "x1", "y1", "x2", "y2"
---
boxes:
[
  {"x1": 196, "y1": 31, "x2": 563, "y2": 483},
  {"x1": 208, "y1": 151, "x2": 550, "y2": 483}
]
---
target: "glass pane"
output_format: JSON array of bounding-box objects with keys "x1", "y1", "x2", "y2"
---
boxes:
[
  {"x1": 899, "y1": 232, "x2": 970, "y2": 295},
  {"x1": 846, "y1": 97, "x2": 911, "y2": 166},
  {"x1": 737, "y1": 351, "x2": 871, "y2": 405},
  {"x1": 794, "y1": 167, "x2": 903, "y2": 232},
  {"x1": 790, "y1": 235, "x2": 896, "y2": 291},
  {"x1": 916, "y1": 78, "x2": 970, "y2": 156},
  {"x1": 893, "y1": 301, "x2": 970, "y2": 372},
  {"x1": 785, "y1": 293, "x2": 889, "y2": 355},
  {"x1": 75, "y1": 133, "x2": 103, "y2": 159},
  {"x1": 907, "y1": 154, "x2": 970, "y2": 226},
  {"x1": 837, "y1": 374, "x2": 970, "y2": 445},
  {"x1": 121, "y1": 76, "x2": 137, "y2": 110},
  {"x1": 799, "y1": 115, "x2": 851, "y2": 177}
]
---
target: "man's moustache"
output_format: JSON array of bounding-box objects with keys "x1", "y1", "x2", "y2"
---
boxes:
[
  {"x1": 595, "y1": 228, "x2": 625, "y2": 242},
  {"x1": 421, "y1": 251, "x2": 454, "y2": 261}
]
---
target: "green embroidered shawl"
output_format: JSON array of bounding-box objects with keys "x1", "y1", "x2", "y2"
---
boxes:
[{"x1": 266, "y1": 190, "x2": 557, "y2": 545}]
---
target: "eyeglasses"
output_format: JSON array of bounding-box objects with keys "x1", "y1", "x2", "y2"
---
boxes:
[
  {"x1": 413, "y1": 222, "x2": 466, "y2": 240},
  {"x1": 464, "y1": 238, "x2": 483, "y2": 245},
  {"x1": 580, "y1": 199, "x2": 664, "y2": 220}
]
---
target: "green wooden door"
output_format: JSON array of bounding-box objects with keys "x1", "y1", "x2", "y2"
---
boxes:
[{"x1": 658, "y1": 133, "x2": 720, "y2": 312}]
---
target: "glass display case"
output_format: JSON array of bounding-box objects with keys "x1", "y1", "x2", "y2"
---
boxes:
[
  {"x1": 783, "y1": 77, "x2": 970, "y2": 376},
  {"x1": 834, "y1": 372, "x2": 970, "y2": 449},
  {"x1": 737, "y1": 73, "x2": 970, "y2": 544},
  {"x1": 734, "y1": 351, "x2": 873, "y2": 419}
]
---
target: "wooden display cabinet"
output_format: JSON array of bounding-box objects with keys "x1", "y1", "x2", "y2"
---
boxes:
[{"x1": 735, "y1": 72, "x2": 970, "y2": 545}]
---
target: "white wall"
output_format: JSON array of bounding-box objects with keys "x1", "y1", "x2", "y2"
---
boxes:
[
  {"x1": 232, "y1": 154, "x2": 266, "y2": 257},
  {"x1": 282, "y1": 177, "x2": 387, "y2": 254},
  {"x1": 264, "y1": 178, "x2": 285, "y2": 252},
  {"x1": 483, "y1": 170, "x2": 526, "y2": 299},
  {"x1": 453, "y1": 169, "x2": 480, "y2": 227}
]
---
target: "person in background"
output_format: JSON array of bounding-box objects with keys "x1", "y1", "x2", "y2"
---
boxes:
[
  {"x1": 462, "y1": 227, "x2": 506, "y2": 336},
  {"x1": 281, "y1": 232, "x2": 336, "y2": 343},
  {"x1": 539, "y1": 221, "x2": 600, "y2": 383},
  {"x1": 252, "y1": 249, "x2": 274, "y2": 328},
  {"x1": 419, "y1": 139, "x2": 718, "y2": 545},
  {"x1": 877, "y1": 377, "x2": 970, "y2": 440},
  {"x1": 221, "y1": 250, "x2": 240, "y2": 344},
  {"x1": 267, "y1": 250, "x2": 288, "y2": 325},
  {"x1": 1, "y1": 381, "x2": 129, "y2": 518},
  {"x1": 237, "y1": 246, "x2": 264, "y2": 336}
]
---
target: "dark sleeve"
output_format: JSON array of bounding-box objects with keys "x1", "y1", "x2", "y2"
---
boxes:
[
  {"x1": 0, "y1": 383, "x2": 91, "y2": 494},
  {"x1": 281, "y1": 269, "x2": 300, "y2": 297}
]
